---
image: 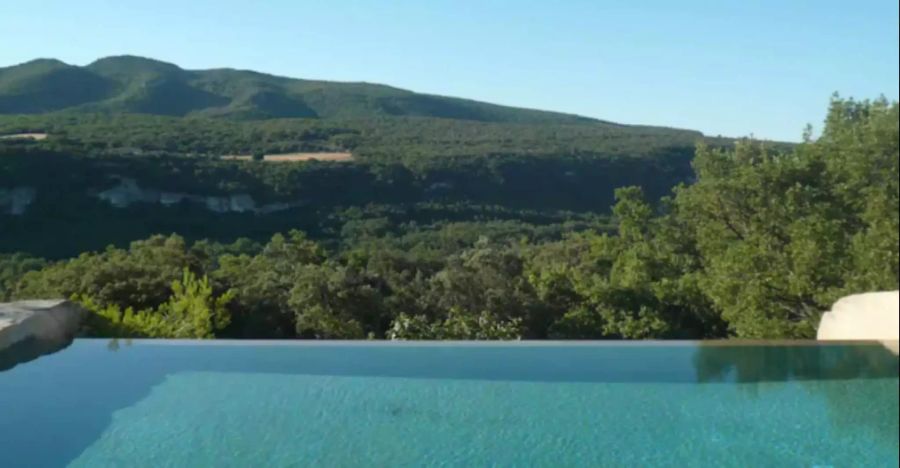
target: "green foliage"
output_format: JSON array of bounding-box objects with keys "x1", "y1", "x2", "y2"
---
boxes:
[
  {"x1": 389, "y1": 309, "x2": 522, "y2": 340},
  {"x1": 670, "y1": 96, "x2": 890, "y2": 339},
  {"x1": 1, "y1": 57, "x2": 716, "y2": 265},
  {"x1": 526, "y1": 187, "x2": 724, "y2": 339},
  {"x1": 78, "y1": 268, "x2": 233, "y2": 338},
  {"x1": 529, "y1": 96, "x2": 898, "y2": 340},
  {"x1": 212, "y1": 231, "x2": 325, "y2": 337},
  {"x1": 1, "y1": 145, "x2": 658, "y2": 260},
  {"x1": 0, "y1": 59, "x2": 114, "y2": 113},
  {"x1": 664, "y1": 96, "x2": 898, "y2": 337},
  {"x1": 13, "y1": 235, "x2": 201, "y2": 310},
  {"x1": 288, "y1": 264, "x2": 386, "y2": 339},
  {"x1": 2, "y1": 96, "x2": 895, "y2": 341},
  {"x1": 0, "y1": 253, "x2": 46, "y2": 301},
  {"x1": 2, "y1": 55, "x2": 596, "y2": 123}
]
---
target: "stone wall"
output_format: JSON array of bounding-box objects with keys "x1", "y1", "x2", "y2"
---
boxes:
[
  {"x1": 817, "y1": 291, "x2": 899, "y2": 354},
  {"x1": 0, "y1": 300, "x2": 84, "y2": 371}
]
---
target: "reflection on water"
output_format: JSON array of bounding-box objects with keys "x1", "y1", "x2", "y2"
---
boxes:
[
  {"x1": 0, "y1": 340, "x2": 897, "y2": 466},
  {"x1": 693, "y1": 342, "x2": 899, "y2": 451},
  {"x1": 693, "y1": 342, "x2": 899, "y2": 382},
  {"x1": 0, "y1": 335, "x2": 74, "y2": 372}
]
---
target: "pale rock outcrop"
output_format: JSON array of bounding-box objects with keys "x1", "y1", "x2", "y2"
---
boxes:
[
  {"x1": 0, "y1": 186, "x2": 36, "y2": 215},
  {"x1": 197, "y1": 195, "x2": 257, "y2": 213},
  {"x1": 257, "y1": 201, "x2": 303, "y2": 214},
  {"x1": 817, "y1": 291, "x2": 899, "y2": 354},
  {"x1": 201, "y1": 195, "x2": 257, "y2": 213},
  {"x1": 160, "y1": 192, "x2": 188, "y2": 206},
  {"x1": 426, "y1": 181, "x2": 454, "y2": 192},
  {"x1": 97, "y1": 178, "x2": 145, "y2": 208},
  {"x1": 95, "y1": 177, "x2": 300, "y2": 214},
  {"x1": 205, "y1": 196, "x2": 231, "y2": 213},
  {"x1": 0, "y1": 300, "x2": 84, "y2": 370},
  {"x1": 229, "y1": 194, "x2": 256, "y2": 213}
]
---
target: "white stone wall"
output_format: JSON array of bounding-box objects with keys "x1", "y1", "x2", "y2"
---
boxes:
[{"x1": 817, "y1": 291, "x2": 899, "y2": 353}]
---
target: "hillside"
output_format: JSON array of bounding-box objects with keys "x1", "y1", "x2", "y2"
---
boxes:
[
  {"x1": 2, "y1": 97, "x2": 895, "y2": 342},
  {"x1": 1, "y1": 55, "x2": 600, "y2": 123},
  {"x1": 1, "y1": 56, "x2": 734, "y2": 261},
  {"x1": 0, "y1": 59, "x2": 116, "y2": 113}
]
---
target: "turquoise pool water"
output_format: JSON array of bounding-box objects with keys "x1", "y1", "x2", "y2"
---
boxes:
[{"x1": 1, "y1": 341, "x2": 897, "y2": 467}]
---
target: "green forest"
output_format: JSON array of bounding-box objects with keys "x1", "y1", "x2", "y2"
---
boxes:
[
  {"x1": 2, "y1": 90, "x2": 896, "y2": 340},
  {"x1": 0, "y1": 55, "x2": 599, "y2": 122}
]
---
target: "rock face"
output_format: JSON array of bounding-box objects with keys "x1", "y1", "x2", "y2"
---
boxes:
[
  {"x1": 95, "y1": 177, "x2": 299, "y2": 214},
  {"x1": 0, "y1": 186, "x2": 36, "y2": 215},
  {"x1": 817, "y1": 291, "x2": 899, "y2": 354},
  {"x1": 0, "y1": 300, "x2": 84, "y2": 370}
]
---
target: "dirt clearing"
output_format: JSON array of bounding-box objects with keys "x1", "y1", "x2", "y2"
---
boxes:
[
  {"x1": 0, "y1": 133, "x2": 48, "y2": 141},
  {"x1": 221, "y1": 152, "x2": 353, "y2": 162}
]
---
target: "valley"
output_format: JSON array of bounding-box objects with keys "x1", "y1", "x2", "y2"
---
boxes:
[{"x1": 0, "y1": 56, "x2": 895, "y2": 341}]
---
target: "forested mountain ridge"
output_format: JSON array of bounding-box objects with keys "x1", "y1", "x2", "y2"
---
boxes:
[
  {"x1": 1, "y1": 55, "x2": 607, "y2": 123},
  {"x1": 1, "y1": 57, "x2": 728, "y2": 260}
]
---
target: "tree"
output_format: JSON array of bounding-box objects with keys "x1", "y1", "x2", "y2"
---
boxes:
[
  {"x1": 79, "y1": 268, "x2": 234, "y2": 338},
  {"x1": 673, "y1": 97, "x2": 898, "y2": 337},
  {"x1": 288, "y1": 264, "x2": 386, "y2": 339},
  {"x1": 0, "y1": 253, "x2": 46, "y2": 301},
  {"x1": 388, "y1": 308, "x2": 522, "y2": 340},
  {"x1": 13, "y1": 234, "x2": 201, "y2": 310},
  {"x1": 212, "y1": 231, "x2": 325, "y2": 338}
]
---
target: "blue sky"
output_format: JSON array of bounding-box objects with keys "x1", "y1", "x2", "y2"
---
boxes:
[{"x1": 2, "y1": 0, "x2": 897, "y2": 141}]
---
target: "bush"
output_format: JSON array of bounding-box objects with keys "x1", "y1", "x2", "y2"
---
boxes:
[{"x1": 78, "y1": 269, "x2": 233, "y2": 338}]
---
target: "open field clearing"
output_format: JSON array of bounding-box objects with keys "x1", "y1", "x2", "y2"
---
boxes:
[
  {"x1": 0, "y1": 133, "x2": 48, "y2": 140},
  {"x1": 221, "y1": 152, "x2": 353, "y2": 162}
]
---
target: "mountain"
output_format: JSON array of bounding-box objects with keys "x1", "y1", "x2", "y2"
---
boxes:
[
  {"x1": 0, "y1": 59, "x2": 116, "y2": 113},
  {"x1": 0, "y1": 55, "x2": 599, "y2": 123}
]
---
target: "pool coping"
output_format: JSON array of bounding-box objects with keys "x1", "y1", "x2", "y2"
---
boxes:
[{"x1": 80, "y1": 338, "x2": 899, "y2": 347}]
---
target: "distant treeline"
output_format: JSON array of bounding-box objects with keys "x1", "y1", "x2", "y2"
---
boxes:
[
  {"x1": 1, "y1": 144, "x2": 689, "y2": 258},
  {"x1": 0, "y1": 112, "x2": 732, "y2": 165}
]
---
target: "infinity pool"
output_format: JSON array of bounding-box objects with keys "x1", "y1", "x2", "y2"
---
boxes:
[{"x1": 1, "y1": 340, "x2": 897, "y2": 467}]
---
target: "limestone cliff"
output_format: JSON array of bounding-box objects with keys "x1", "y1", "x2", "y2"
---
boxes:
[
  {"x1": 0, "y1": 186, "x2": 36, "y2": 215},
  {"x1": 95, "y1": 177, "x2": 303, "y2": 214}
]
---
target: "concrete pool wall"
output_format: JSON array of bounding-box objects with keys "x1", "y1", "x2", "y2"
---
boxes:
[{"x1": 817, "y1": 291, "x2": 899, "y2": 354}]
